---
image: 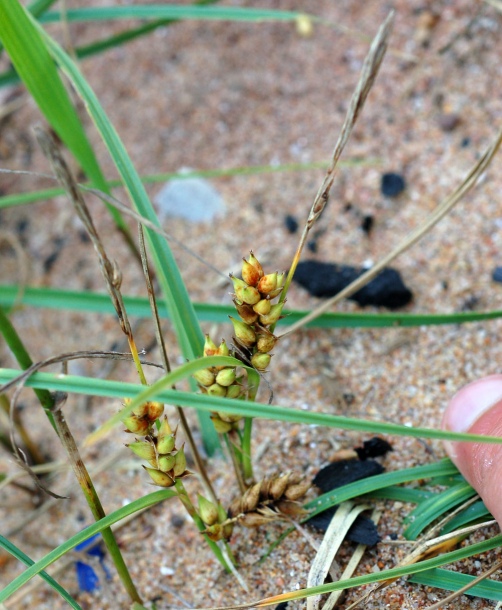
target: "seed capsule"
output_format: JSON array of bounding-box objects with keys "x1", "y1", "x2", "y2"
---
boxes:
[
  {"x1": 173, "y1": 446, "x2": 187, "y2": 477},
  {"x1": 251, "y1": 352, "x2": 271, "y2": 371},
  {"x1": 230, "y1": 275, "x2": 249, "y2": 302},
  {"x1": 211, "y1": 416, "x2": 233, "y2": 434},
  {"x1": 127, "y1": 441, "x2": 156, "y2": 462},
  {"x1": 198, "y1": 494, "x2": 219, "y2": 526},
  {"x1": 215, "y1": 368, "x2": 236, "y2": 387},
  {"x1": 284, "y1": 480, "x2": 311, "y2": 501},
  {"x1": 143, "y1": 466, "x2": 175, "y2": 487},
  {"x1": 241, "y1": 285, "x2": 261, "y2": 305},
  {"x1": 217, "y1": 339, "x2": 230, "y2": 357},
  {"x1": 158, "y1": 416, "x2": 173, "y2": 438},
  {"x1": 256, "y1": 332, "x2": 277, "y2": 353},
  {"x1": 229, "y1": 316, "x2": 256, "y2": 347},
  {"x1": 146, "y1": 401, "x2": 164, "y2": 422},
  {"x1": 157, "y1": 433, "x2": 176, "y2": 454},
  {"x1": 257, "y1": 272, "x2": 277, "y2": 295},
  {"x1": 241, "y1": 482, "x2": 261, "y2": 513},
  {"x1": 269, "y1": 473, "x2": 291, "y2": 500},
  {"x1": 247, "y1": 252, "x2": 264, "y2": 277},
  {"x1": 122, "y1": 415, "x2": 150, "y2": 436},
  {"x1": 158, "y1": 454, "x2": 176, "y2": 472},
  {"x1": 259, "y1": 302, "x2": 285, "y2": 326},
  {"x1": 226, "y1": 384, "x2": 241, "y2": 399},
  {"x1": 253, "y1": 298, "x2": 271, "y2": 316},
  {"x1": 193, "y1": 368, "x2": 215, "y2": 387},
  {"x1": 203, "y1": 334, "x2": 218, "y2": 357},
  {"x1": 242, "y1": 258, "x2": 261, "y2": 286},
  {"x1": 207, "y1": 383, "x2": 227, "y2": 397},
  {"x1": 233, "y1": 299, "x2": 259, "y2": 324}
]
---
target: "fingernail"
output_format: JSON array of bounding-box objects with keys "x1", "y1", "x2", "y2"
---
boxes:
[{"x1": 443, "y1": 374, "x2": 502, "y2": 433}]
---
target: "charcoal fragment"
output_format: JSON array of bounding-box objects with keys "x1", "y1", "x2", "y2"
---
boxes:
[
  {"x1": 308, "y1": 509, "x2": 380, "y2": 546},
  {"x1": 294, "y1": 261, "x2": 413, "y2": 309},
  {"x1": 313, "y1": 458, "x2": 385, "y2": 493},
  {"x1": 492, "y1": 267, "x2": 502, "y2": 284},
  {"x1": 381, "y1": 172, "x2": 405, "y2": 197},
  {"x1": 354, "y1": 437, "x2": 393, "y2": 460},
  {"x1": 360, "y1": 214, "x2": 374, "y2": 235}
]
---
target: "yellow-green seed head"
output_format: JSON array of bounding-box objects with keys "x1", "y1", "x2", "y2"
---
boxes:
[
  {"x1": 173, "y1": 446, "x2": 187, "y2": 477},
  {"x1": 257, "y1": 272, "x2": 278, "y2": 295},
  {"x1": 217, "y1": 339, "x2": 230, "y2": 357},
  {"x1": 127, "y1": 441, "x2": 156, "y2": 462},
  {"x1": 226, "y1": 384, "x2": 241, "y2": 399},
  {"x1": 204, "y1": 522, "x2": 223, "y2": 542},
  {"x1": 215, "y1": 368, "x2": 236, "y2": 387},
  {"x1": 230, "y1": 275, "x2": 249, "y2": 302},
  {"x1": 158, "y1": 416, "x2": 173, "y2": 438},
  {"x1": 203, "y1": 334, "x2": 218, "y2": 357},
  {"x1": 218, "y1": 412, "x2": 242, "y2": 424},
  {"x1": 198, "y1": 494, "x2": 219, "y2": 526},
  {"x1": 158, "y1": 454, "x2": 176, "y2": 472},
  {"x1": 143, "y1": 466, "x2": 175, "y2": 487},
  {"x1": 251, "y1": 352, "x2": 271, "y2": 371},
  {"x1": 234, "y1": 299, "x2": 259, "y2": 324},
  {"x1": 229, "y1": 316, "x2": 256, "y2": 347},
  {"x1": 207, "y1": 383, "x2": 227, "y2": 397},
  {"x1": 131, "y1": 402, "x2": 148, "y2": 418},
  {"x1": 122, "y1": 414, "x2": 150, "y2": 436},
  {"x1": 253, "y1": 298, "x2": 271, "y2": 316},
  {"x1": 241, "y1": 258, "x2": 261, "y2": 286},
  {"x1": 193, "y1": 368, "x2": 215, "y2": 387},
  {"x1": 257, "y1": 332, "x2": 277, "y2": 353},
  {"x1": 157, "y1": 433, "x2": 176, "y2": 454},
  {"x1": 259, "y1": 302, "x2": 285, "y2": 326}
]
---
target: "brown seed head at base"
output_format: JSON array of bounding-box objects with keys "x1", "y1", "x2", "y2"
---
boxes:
[{"x1": 233, "y1": 299, "x2": 259, "y2": 324}]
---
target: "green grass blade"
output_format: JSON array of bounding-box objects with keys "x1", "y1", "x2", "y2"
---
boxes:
[
  {"x1": 410, "y1": 568, "x2": 502, "y2": 601},
  {"x1": 365, "y1": 485, "x2": 434, "y2": 504},
  {"x1": 2, "y1": 284, "x2": 502, "y2": 328},
  {"x1": 40, "y1": 5, "x2": 304, "y2": 23},
  {"x1": 2, "y1": 368, "x2": 502, "y2": 449},
  {"x1": 0, "y1": 0, "x2": 135, "y2": 246},
  {"x1": 441, "y1": 500, "x2": 491, "y2": 534},
  {"x1": 403, "y1": 480, "x2": 477, "y2": 540},
  {"x1": 0, "y1": 489, "x2": 176, "y2": 604},
  {"x1": 0, "y1": 158, "x2": 375, "y2": 209},
  {"x1": 0, "y1": 535, "x2": 82, "y2": 610}
]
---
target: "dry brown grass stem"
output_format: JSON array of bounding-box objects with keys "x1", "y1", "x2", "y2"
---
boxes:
[
  {"x1": 280, "y1": 11, "x2": 394, "y2": 303},
  {"x1": 35, "y1": 126, "x2": 147, "y2": 384},
  {"x1": 281, "y1": 127, "x2": 502, "y2": 338}
]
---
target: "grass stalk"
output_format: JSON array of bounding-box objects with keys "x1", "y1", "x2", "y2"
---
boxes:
[{"x1": 49, "y1": 392, "x2": 142, "y2": 604}]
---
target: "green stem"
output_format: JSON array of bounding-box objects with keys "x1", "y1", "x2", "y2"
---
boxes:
[
  {"x1": 241, "y1": 417, "x2": 253, "y2": 482},
  {"x1": 0, "y1": 305, "x2": 57, "y2": 432},
  {"x1": 51, "y1": 401, "x2": 142, "y2": 604},
  {"x1": 174, "y1": 479, "x2": 232, "y2": 573}
]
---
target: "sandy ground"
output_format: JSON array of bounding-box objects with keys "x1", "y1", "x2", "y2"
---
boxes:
[{"x1": 1, "y1": 1, "x2": 502, "y2": 608}]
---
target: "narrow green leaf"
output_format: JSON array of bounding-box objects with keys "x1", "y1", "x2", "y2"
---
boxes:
[
  {"x1": 403, "y1": 481, "x2": 477, "y2": 540},
  {"x1": 0, "y1": 0, "x2": 135, "y2": 246},
  {"x1": 410, "y1": 568, "x2": 502, "y2": 601},
  {"x1": 2, "y1": 368, "x2": 502, "y2": 448},
  {"x1": 40, "y1": 6, "x2": 304, "y2": 23},
  {"x1": 2, "y1": 285, "x2": 502, "y2": 328},
  {"x1": 0, "y1": 489, "x2": 176, "y2": 603},
  {"x1": 441, "y1": 500, "x2": 491, "y2": 534},
  {"x1": 0, "y1": 535, "x2": 82, "y2": 610}
]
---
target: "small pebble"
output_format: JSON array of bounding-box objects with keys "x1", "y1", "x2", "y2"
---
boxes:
[
  {"x1": 438, "y1": 113, "x2": 461, "y2": 132},
  {"x1": 154, "y1": 177, "x2": 225, "y2": 223},
  {"x1": 461, "y1": 137, "x2": 471, "y2": 148},
  {"x1": 306, "y1": 239, "x2": 317, "y2": 253},
  {"x1": 284, "y1": 214, "x2": 299, "y2": 234},
  {"x1": 492, "y1": 267, "x2": 502, "y2": 283},
  {"x1": 381, "y1": 172, "x2": 406, "y2": 197}
]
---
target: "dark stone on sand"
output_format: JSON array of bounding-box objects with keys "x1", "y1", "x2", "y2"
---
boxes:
[
  {"x1": 284, "y1": 214, "x2": 298, "y2": 234},
  {"x1": 294, "y1": 261, "x2": 413, "y2": 309},
  {"x1": 361, "y1": 214, "x2": 374, "y2": 234},
  {"x1": 492, "y1": 267, "x2": 502, "y2": 283},
  {"x1": 381, "y1": 172, "x2": 405, "y2": 197},
  {"x1": 313, "y1": 458, "x2": 385, "y2": 493},
  {"x1": 308, "y1": 509, "x2": 381, "y2": 546},
  {"x1": 355, "y1": 437, "x2": 393, "y2": 460}
]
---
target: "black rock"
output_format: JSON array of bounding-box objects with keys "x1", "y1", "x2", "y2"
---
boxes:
[
  {"x1": 308, "y1": 509, "x2": 380, "y2": 546},
  {"x1": 294, "y1": 261, "x2": 413, "y2": 309},
  {"x1": 354, "y1": 437, "x2": 393, "y2": 460},
  {"x1": 307, "y1": 239, "x2": 318, "y2": 253},
  {"x1": 381, "y1": 172, "x2": 405, "y2": 197},
  {"x1": 492, "y1": 267, "x2": 502, "y2": 283},
  {"x1": 284, "y1": 214, "x2": 299, "y2": 234},
  {"x1": 275, "y1": 603, "x2": 289, "y2": 610},
  {"x1": 313, "y1": 458, "x2": 385, "y2": 493}
]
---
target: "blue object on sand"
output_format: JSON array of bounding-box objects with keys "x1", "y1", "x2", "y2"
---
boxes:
[{"x1": 75, "y1": 533, "x2": 111, "y2": 592}]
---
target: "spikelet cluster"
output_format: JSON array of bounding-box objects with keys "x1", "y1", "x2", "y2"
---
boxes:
[
  {"x1": 195, "y1": 335, "x2": 244, "y2": 433},
  {"x1": 124, "y1": 407, "x2": 189, "y2": 487},
  {"x1": 197, "y1": 494, "x2": 234, "y2": 541},
  {"x1": 230, "y1": 251, "x2": 285, "y2": 372},
  {"x1": 228, "y1": 472, "x2": 310, "y2": 527}
]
